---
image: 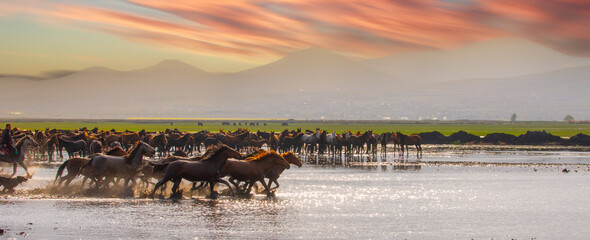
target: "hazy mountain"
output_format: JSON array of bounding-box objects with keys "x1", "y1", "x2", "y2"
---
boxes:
[
  {"x1": 1, "y1": 38, "x2": 589, "y2": 120},
  {"x1": 408, "y1": 65, "x2": 590, "y2": 120},
  {"x1": 364, "y1": 38, "x2": 590, "y2": 82},
  {"x1": 225, "y1": 47, "x2": 400, "y2": 94}
]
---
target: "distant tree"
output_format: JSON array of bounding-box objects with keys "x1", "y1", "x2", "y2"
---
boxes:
[
  {"x1": 564, "y1": 115, "x2": 575, "y2": 122},
  {"x1": 510, "y1": 113, "x2": 517, "y2": 122}
]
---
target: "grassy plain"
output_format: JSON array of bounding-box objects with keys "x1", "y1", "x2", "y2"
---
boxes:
[{"x1": 4, "y1": 119, "x2": 590, "y2": 137}]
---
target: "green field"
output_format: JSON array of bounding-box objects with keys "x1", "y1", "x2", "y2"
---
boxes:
[{"x1": 4, "y1": 119, "x2": 590, "y2": 137}]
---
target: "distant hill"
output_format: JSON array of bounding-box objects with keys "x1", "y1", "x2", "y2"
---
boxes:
[
  {"x1": 364, "y1": 38, "x2": 590, "y2": 82},
  {"x1": 1, "y1": 38, "x2": 590, "y2": 120},
  {"x1": 224, "y1": 47, "x2": 400, "y2": 94}
]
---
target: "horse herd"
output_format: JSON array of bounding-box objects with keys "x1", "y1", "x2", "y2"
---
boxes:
[{"x1": 0, "y1": 127, "x2": 422, "y2": 198}]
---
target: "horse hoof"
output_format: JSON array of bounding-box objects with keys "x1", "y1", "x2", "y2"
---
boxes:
[
  {"x1": 208, "y1": 192, "x2": 219, "y2": 199},
  {"x1": 266, "y1": 191, "x2": 276, "y2": 198}
]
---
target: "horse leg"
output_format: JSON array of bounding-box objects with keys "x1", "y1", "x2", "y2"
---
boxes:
[
  {"x1": 14, "y1": 159, "x2": 30, "y2": 178},
  {"x1": 12, "y1": 162, "x2": 17, "y2": 176},
  {"x1": 216, "y1": 178, "x2": 234, "y2": 196},
  {"x1": 152, "y1": 176, "x2": 170, "y2": 196},
  {"x1": 170, "y1": 178, "x2": 182, "y2": 199},
  {"x1": 257, "y1": 179, "x2": 274, "y2": 197},
  {"x1": 208, "y1": 180, "x2": 219, "y2": 199}
]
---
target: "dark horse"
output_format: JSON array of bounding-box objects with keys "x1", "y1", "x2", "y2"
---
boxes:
[
  {"x1": 58, "y1": 136, "x2": 87, "y2": 159},
  {"x1": 151, "y1": 144, "x2": 242, "y2": 199},
  {"x1": 0, "y1": 135, "x2": 38, "y2": 177},
  {"x1": 54, "y1": 157, "x2": 90, "y2": 187},
  {"x1": 395, "y1": 132, "x2": 422, "y2": 157}
]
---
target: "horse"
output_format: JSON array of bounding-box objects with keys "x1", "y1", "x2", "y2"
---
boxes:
[
  {"x1": 220, "y1": 150, "x2": 290, "y2": 197},
  {"x1": 300, "y1": 130, "x2": 320, "y2": 154},
  {"x1": 166, "y1": 133, "x2": 193, "y2": 155},
  {"x1": 106, "y1": 146, "x2": 129, "y2": 157},
  {"x1": 218, "y1": 131, "x2": 250, "y2": 151},
  {"x1": 83, "y1": 142, "x2": 155, "y2": 189},
  {"x1": 45, "y1": 134, "x2": 60, "y2": 162},
  {"x1": 120, "y1": 132, "x2": 140, "y2": 149},
  {"x1": 325, "y1": 131, "x2": 336, "y2": 155},
  {"x1": 265, "y1": 151, "x2": 302, "y2": 190},
  {"x1": 0, "y1": 135, "x2": 38, "y2": 177},
  {"x1": 268, "y1": 131, "x2": 279, "y2": 151},
  {"x1": 379, "y1": 133, "x2": 391, "y2": 155},
  {"x1": 148, "y1": 133, "x2": 168, "y2": 158},
  {"x1": 395, "y1": 132, "x2": 422, "y2": 156},
  {"x1": 33, "y1": 130, "x2": 49, "y2": 161},
  {"x1": 192, "y1": 130, "x2": 208, "y2": 153},
  {"x1": 279, "y1": 132, "x2": 303, "y2": 153},
  {"x1": 57, "y1": 136, "x2": 87, "y2": 159},
  {"x1": 88, "y1": 140, "x2": 103, "y2": 154},
  {"x1": 54, "y1": 157, "x2": 91, "y2": 187},
  {"x1": 349, "y1": 131, "x2": 372, "y2": 154},
  {"x1": 151, "y1": 144, "x2": 242, "y2": 199}
]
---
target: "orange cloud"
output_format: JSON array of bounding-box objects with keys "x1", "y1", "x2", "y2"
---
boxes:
[{"x1": 2, "y1": 0, "x2": 589, "y2": 61}]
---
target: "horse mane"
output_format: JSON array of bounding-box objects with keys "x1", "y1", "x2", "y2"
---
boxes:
[
  {"x1": 244, "y1": 150, "x2": 280, "y2": 162},
  {"x1": 106, "y1": 146, "x2": 128, "y2": 156},
  {"x1": 200, "y1": 144, "x2": 233, "y2": 161},
  {"x1": 280, "y1": 151, "x2": 295, "y2": 158},
  {"x1": 125, "y1": 142, "x2": 142, "y2": 162},
  {"x1": 14, "y1": 135, "x2": 30, "y2": 149},
  {"x1": 244, "y1": 149, "x2": 268, "y2": 159}
]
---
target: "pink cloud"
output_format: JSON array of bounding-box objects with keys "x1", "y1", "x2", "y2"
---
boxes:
[{"x1": 2, "y1": 0, "x2": 589, "y2": 60}]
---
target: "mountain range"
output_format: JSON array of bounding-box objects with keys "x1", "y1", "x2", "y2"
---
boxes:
[{"x1": 1, "y1": 37, "x2": 589, "y2": 120}]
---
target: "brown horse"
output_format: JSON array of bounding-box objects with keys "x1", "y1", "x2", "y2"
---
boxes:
[
  {"x1": 268, "y1": 131, "x2": 279, "y2": 151},
  {"x1": 279, "y1": 132, "x2": 303, "y2": 153},
  {"x1": 349, "y1": 131, "x2": 372, "y2": 154},
  {"x1": 266, "y1": 151, "x2": 302, "y2": 190},
  {"x1": 220, "y1": 150, "x2": 290, "y2": 197},
  {"x1": 106, "y1": 146, "x2": 129, "y2": 157},
  {"x1": 88, "y1": 140, "x2": 103, "y2": 154},
  {"x1": 148, "y1": 133, "x2": 168, "y2": 158},
  {"x1": 54, "y1": 157, "x2": 91, "y2": 187},
  {"x1": 45, "y1": 134, "x2": 60, "y2": 162},
  {"x1": 151, "y1": 144, "x2": 242, "y2": 199},
  {"x1": 395, "y1": 132, "x2": 422, "y2": 156},
  {"x1": 219, "y1": 131, "x2": 250, "y2": 151},
  {"x1": 120, "y1": 132, "x2": 140, "y2": 149}
]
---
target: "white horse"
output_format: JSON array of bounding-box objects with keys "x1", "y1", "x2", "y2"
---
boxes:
[
  {"x1": 325, "y1": 131, "x2": 336, "y2": 155},
  {"x1": 300, "y1": 131, "x2": 320, "y2": 154}
]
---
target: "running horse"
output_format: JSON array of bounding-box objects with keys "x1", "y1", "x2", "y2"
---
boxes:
[
  {"x1": 395, "y1": 132, "x2": 422, "y2": 157},
  {"x1": 0, "y1": 135, "x2": 38, "y2": 177},
  {"x1": 221, "y1": 150, "x2": 291, "y2": 197},
  {"x1": 265, "y1": 151, "x2": 302, "y2": 190},
  {"x1": 151, "y1": 144, "x2": 242, "y2": 199},
  {"x1": 83, "y1": 142, "x2": 155, "y2": 189}
]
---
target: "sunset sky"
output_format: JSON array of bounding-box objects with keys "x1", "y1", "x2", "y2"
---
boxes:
[{"x1": 1, "y1": 0, "x2": 588, "y2": 76}]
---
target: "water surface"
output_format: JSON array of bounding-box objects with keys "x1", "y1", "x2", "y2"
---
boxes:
[{"x1": 1, "y1": 149, "x2": 589, "y2": 239}]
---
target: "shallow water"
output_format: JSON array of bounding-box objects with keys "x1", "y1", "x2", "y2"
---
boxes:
[{"x1": 1, "y1": 149, "x2": 590, "y2": 239}]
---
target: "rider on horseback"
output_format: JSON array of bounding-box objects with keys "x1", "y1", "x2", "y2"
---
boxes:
[{"x1": 1, "y1": 123, "x2": 16, "y2": 157}]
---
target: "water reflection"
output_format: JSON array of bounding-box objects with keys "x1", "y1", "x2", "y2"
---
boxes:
[{"x1": 300, "y1": 153, "x2": 423, "y2": 172}]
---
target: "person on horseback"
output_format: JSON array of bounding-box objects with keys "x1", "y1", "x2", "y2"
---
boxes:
[{"x1": 2, "y1": 123, "x2": 16, "y2": 157}]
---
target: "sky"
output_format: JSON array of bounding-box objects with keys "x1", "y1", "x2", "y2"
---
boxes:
[{"x1": 1, "y1": 0, "x2": 589, "y2": 76}]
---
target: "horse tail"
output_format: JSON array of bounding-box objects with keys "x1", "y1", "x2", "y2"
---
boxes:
[
  {"x1": 81, "y1": 155, "x2": 97, "y2": 170},
  {"x1": 54, "y1": 160, "x2": 69, "y2": 182},
  {"x1": 151, "y1": 162, "x2": 169, "y2": 174}
]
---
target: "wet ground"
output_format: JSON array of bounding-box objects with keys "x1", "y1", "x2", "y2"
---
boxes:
[{"x1": 1, "y1": 147, "x2": 589, "y2": 239}]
